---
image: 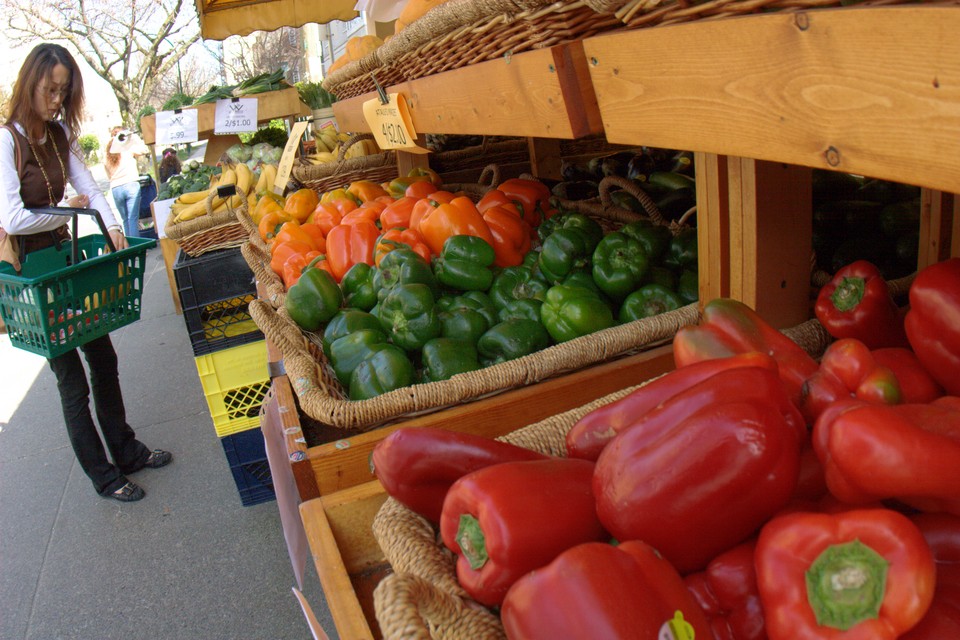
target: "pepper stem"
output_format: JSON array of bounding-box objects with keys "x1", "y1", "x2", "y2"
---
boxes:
[
  {"x1": 456, "y1": 514, "x2": 488, "y2": 570},
  {"x1": 805, "y1": 539, "x2": 889, "y2": 630},
  {"x1": 830, "y1": 276, "x2": 866, "y2": 313}
]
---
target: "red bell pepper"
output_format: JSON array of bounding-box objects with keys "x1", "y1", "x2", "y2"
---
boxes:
[
  {"x1": 501, "y1": 540, "x2": 712, "y2": 640},
  {"x1": 902, "y1": 513, "x2": 960, "y2": 640},
  {"x1": 281, "y1": 250, "x2": 325, "y2": 290},
  {"x1": 755, "y1": 508, "x2": 936, "y2": 640},
  {"x1": 570, "y1": 363, "x2": 806, "y2": 463},
  {"x1": 905, "y1": 257, "x2": 960, "y2": 395},
  {"x1": 480, "y1": 204, "x2": 532, "y2": 268},
  {"x1": 673, "y1": 298, "x2": 820, "y2": 408},
  {"x1": 440, "y1": 458, "x2": 606, "y2": 606},
  {"x1": 594, "y1": 400, "x2": 800, "y2": 574},
  {"x1": 324, "y1": 220, "x2": 379, "y2": 282},
  {"x1": 799, "y1": 338, "x2": 901, "y2": 423},
  {"x1": 566, "y1": 351, "x2": 782, "y2": 460},
  {"x1": 496, "y1": 177, "x2": 554, "y2": 227},
  {"x1": 370, "y1": 427, "x2": 547, "y2": 524},
  {"x1": 814, "y1": 260, "x2": 909, "y2": 349},
  {"x1": 269, "y1": 239, "x2": 313, "y2": 276},
  {"x1": 684, "y1": 539, "x2": 767, "y2": 640},
  {"x1": 813, "y1": 398, "x2": 960, "y2": 515},
  {"x1": 378, "y1": 196, "x2": 418, "y2": 231},
  {"x1": 871, "y1": 347, "x2": 945, "y2": 404}
]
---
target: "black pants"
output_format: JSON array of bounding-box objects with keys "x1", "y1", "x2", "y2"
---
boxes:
[{"x1": 47, "y1": 334, "x2": 150, "y2": 496}]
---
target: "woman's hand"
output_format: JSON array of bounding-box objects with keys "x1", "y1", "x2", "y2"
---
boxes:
[
  {"x1": 108, "y1": 228, "x2": 128, "y2": 251},
  {"x1": 66, "y1": 194, "x2": 89, "y2": 208}
]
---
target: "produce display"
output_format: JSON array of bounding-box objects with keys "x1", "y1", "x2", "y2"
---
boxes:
[
  {"x1": 369, "y1": 255, "x2": 960, "y2": 639},
  {"x1": 170, "y1": 161, "x2": 277, "y2": 224},
  {"x1": 249, "y1": 168, "x2": 697, "y2": 400}
]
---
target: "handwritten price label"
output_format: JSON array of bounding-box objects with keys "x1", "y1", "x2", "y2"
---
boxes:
[
  {"x1": 274, "y1": 120, "x2": 310, "y2": 195},
  {"x1": 214, "y1": 98, "x2": 258, "y2": 135},
  {"x1": 362, "y1": 94, "x2": 428, "y2": 154},
  {"x1": 156, "y1": 109, "x2": 198, "y2": 146}
]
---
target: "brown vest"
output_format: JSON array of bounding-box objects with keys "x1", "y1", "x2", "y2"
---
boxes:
[{"x1": 4, "y1": 123, "x2": 71, "y2": 256}]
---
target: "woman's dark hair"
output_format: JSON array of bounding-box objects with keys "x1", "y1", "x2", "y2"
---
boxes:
[
  {"x1": 159, "y1": 148, "x2": 182, "y2": 184},
  {"x1": 6, "y1": 43, "x2": 84, "y2": 142}
]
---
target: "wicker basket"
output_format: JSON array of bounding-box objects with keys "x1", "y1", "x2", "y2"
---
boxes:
[
  {"x1": 164, "y1": 188, "x2": 251, "y2": 257},
  {"x1": 323, "y1": 0, "x2": 625, "y2": 100},
  {"x1": 368, "y1": 314, "x2": 837, "y2": 639},
  {"x1": 292, "y1": 133, "x2": 398, "y2": 193}
]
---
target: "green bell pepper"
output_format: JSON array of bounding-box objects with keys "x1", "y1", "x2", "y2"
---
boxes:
[
  {"x1": 644, "y1": 265, "x2": 677, "y2": 290},
  {"x1": 591, "y1": 231, "x2": 650, "y2": 301},
  {"x1": 378, "y1": 282, "x2": 441, "y2": 351},
  {"x1": 538, "y1": 228, "x2": 593, "y2": 284},
  {"x1": 421, "y1": 337, "x2": 482, "y2": 382},
  {"x1": 477, "y1": 319, "x2": 551, "y2": 366},
  {"x1": 436, "y1": 291, "x2": 499, "y2": 345},
  {"x1": 537, "y1": 213, "x2": 603, "y2": 250},
  {"x1": 373, "y1": 248, "x2": 440, "y2": 303},
  {"x1": 677, "y1": 269, "x2": 699, "y2": 304},
  {"x1": 666, "y1": 227, "x2": 698, "y2": 269},
  {"x1": 329, "y1": 328, "x2": 389, "y2": 387},
  {"x1": 285, "y1": 267, "x2": 343, "y2": 332},
  {"x1": 322, "y1": 309, "x2": 383, "y2": 359},
  {"x1": 618, "y1": 284, "x2": 683, "y2": 323},
  {"x1": 621, "y1": 220, "x2": 672, "y2": 264},
  {"x1": 562, "y1": 271, "x2": 613, "y2": 306},
  {"x1": 488, "y1": 264, "x2": 550, "y2": 310},
  {"x1": 340, "y1": 262, "x2": 378, "y2": 311},
  {"x1": 498, "y1": 298, "x2": 543, "y2": 323},
  {"x1": 349, "y1": 344, "x2": 415, "y2": 400},
  {"x1": 541, "y1": 284, "x2": 615, "y2": 343},
  {"x1": 433, "y1": 235, "x2": 496, "y2": 292}
]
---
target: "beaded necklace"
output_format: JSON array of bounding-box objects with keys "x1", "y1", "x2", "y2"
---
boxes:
[{"x1": 25, "y1": 123, "x2": 67, "y2": 205}]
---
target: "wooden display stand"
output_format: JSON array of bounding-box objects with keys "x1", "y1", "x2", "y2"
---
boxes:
[{"x1": 290, "y1": 8, "x2": 960, "y2": 638}]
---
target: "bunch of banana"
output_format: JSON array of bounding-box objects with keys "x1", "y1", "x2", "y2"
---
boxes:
[
  {"x1": 305, "y1": 129, "x2": 380, "y2": 165},
  {"x1": 255, "y1": 163, "x2": 278, "y2": 195},
  {"x1": 172, "y1": 163, "x2": 253, "y2": 223},
  {"x1": 314, "y1": 123, "x2": 341, "y2": 154}
]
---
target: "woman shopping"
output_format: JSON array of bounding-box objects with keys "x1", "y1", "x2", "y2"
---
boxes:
[
  {"x1": 0, "y1": 43, "x2": 172, "y2": 502},
  {"x1": 104, "y1": 124, "x2": 149, "y2": 238}
]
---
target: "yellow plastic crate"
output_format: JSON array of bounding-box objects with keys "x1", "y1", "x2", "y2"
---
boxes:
[{"x1": 195, "y1": 340, "x2": 270, "y2": 437}]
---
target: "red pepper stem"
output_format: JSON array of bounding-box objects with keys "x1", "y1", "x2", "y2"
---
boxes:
[
  {"x1": 456, "y1": 514, "x2": 489, "y2": 570},
  {"x1": 804, "y1": 540, "x2": 888, "y2": 631},
  {"x1": 830, "y1": 276, "x2": 866, "y2": 313}
]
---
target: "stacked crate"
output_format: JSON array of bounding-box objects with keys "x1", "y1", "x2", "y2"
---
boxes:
[{"x1": 174, "y1": 247, "x2": 274, "y2": 506}]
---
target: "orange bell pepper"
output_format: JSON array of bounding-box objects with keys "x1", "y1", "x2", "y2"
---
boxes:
[
  {"x1": 252, "y1": 193, "x2": 285, "y2": 225},
  {"x1": 482, "y1": 204, "x2": 532, "y2": 268},
  {"x1": 274, "y1": 220, "x2": 322, "y2": 251},
  {"x1": 379, "y1": 196, "x2": 418, "y2": 231},
  {"x1": 409, "y1": 191, "x2": 457, "y2": 233},
  {"x1": 282, "y1": 250, "x2": 325, "y2": 290},
  {"x1": 375, "y1": 227, "x2": 432, "y2": 267},
  {"x1": 307, "y1": 202, "x2": 344, "y2": 236},
  {"x1": 340, "y1": 206, "x2": 383, "y2": 227},
  {"x1": 477, "y1": 189, "x2": 521, "y2": 217},
  {"x1": 300, "y1": 223, "x2": 327, "y2": 250},
  {"x1": 321, "y1": 187, "x2": 361, "y2": 205},
  {"x1": 325, "y1": 220, "x2": 380, "y2": 281},
  {"x1": 258, "y1": 209, "x2": 293, "y2": 243},
  {"x1": 270, "y1": 240, "x2": 314, "y2": 276},
  {"x1": 405, "y1": 179, "x2": 439, "y2": 200},
  {"x1": 347, "y1": 180, "x2": 390, "y2": 204},
  {"x1": 497, "y1": 177, "x2": 554, "y2": 227},
  {"x1": 418, "y1": 195, "x2": 494, "y2": 256}
]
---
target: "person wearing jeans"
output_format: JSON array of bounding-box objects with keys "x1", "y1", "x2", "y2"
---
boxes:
[{"x1": 104, "y1": 126, "x2": 148, "y2": 238}]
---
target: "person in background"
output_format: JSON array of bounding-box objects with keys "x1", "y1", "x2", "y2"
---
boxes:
[
  {"x1": 0, "y1": 42, "x2": 172, "y2": 502},
  {"x1": 104, "y1": 124, "x2": 149, "y2": 238},
  {"x1": 158, "y1": 147, "x2": 181, "y2": 184}
]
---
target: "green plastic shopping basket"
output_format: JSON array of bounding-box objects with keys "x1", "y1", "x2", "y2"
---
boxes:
[{"x1": 0, "y1": 207, "x2": 155, "y2": 358}]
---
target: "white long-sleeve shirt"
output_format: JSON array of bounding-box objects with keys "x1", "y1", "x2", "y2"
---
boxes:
[
  {"x1": 106, "y1": 134, "x2": 149, "y2": 189},
  {"x1": 0, "y1": 122, "x2": 120, "y2": 235}
]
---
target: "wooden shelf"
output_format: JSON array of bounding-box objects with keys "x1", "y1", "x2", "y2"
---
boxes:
[{"x1": 332, "y1": 42, "x2": 603, "y2": 139}]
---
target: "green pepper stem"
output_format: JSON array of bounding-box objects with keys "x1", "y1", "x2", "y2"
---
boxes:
[
  {"x1": 456, "y1": 514, "x2": 489, "y2": 571},
  {"x1": 830, "y1": 276, "x2": 866, "y2": 313},
  {"x1": 805, "y1": 539, "x2": 889, "y2": 631}
]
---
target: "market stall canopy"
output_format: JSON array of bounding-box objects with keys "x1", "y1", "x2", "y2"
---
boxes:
[{"x1": 195, "y1": 0, "x2": 358, "y2": 40}]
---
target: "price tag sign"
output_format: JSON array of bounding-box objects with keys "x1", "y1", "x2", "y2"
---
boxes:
[
  {"x1": 156, "y1": 109, "x2": 198, "y2": 146},
  {"x1": 362, "y1": 93, "x2": 429, "y2": 154},
  {"x1": 214, "y1": 98, "x2": 258, "y2": 134},
  {"x1": 274, "y1": 120, "x2": 310, "y2": 195}
]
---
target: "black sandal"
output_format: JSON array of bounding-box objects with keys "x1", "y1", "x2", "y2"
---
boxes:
[
  {"x1": 144, "y1": 449, "x2": 172, "y2": 469},
  {"x1": 107, "y1": 482, "x2": 145, "y2": 502}
]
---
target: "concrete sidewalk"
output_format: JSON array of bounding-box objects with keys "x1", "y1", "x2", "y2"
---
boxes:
[{"x1": 0, "y1": 245, "x2": 336, "y2": 639}]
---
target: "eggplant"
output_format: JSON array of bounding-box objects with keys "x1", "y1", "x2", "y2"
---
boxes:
[
  {"x1": 655, "y1": 186, "x2": 697, "y2": 222},
  {"x1": 668, "y1": 151, "x2": 695, "y2": 177},
  {"x1": 551, "y1": 180, "x2": 600, "y2": 201},
  {"x1": 560, "y1": 159, "x2": 594, "y2": 182},
  {"x1": 627, "y1": 153, "x2": 657, "y2": 181}
]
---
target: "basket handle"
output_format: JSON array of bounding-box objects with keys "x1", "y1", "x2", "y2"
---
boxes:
[
  {"x1": 597, "y1": 176, "x2": 666, "y2": 227},
  {"x1": 30, "y1": 206, "x2": 117, "y2": 264}
]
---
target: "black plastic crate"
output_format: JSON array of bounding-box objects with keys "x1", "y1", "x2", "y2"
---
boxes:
[
  {"x1": 174, "y1": 248, "x2": 262, "y2": 356},
  {"x1": 220, "y1": 427, "x2": 275, "y2": 507}
]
